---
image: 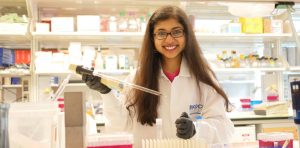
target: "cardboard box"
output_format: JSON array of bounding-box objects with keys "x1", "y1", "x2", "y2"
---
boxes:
[
  {"x1": 231, "y1": 125, "x2": 256, "y2": 143},
  {"x1": 240, "y1": 17, "x2": 263, "y2": 34},
  {"x1": 51, "y1": 17, "x2": 74, "y2": 32},
  {"x1": 263, "y1": 18, "x2": 271, "y2": 33},
  {"x1": 77, "y1": 15, "x2": 100, "y2": 32},
  {"x1": 283, "y1": 21, "x2": 292, "y2": 33},
  {"x1": 36, "y1": 22, "x2": 50, "y2": 32},
  {"x1": 271, "y1": 20, "x2": 283, "y2": 33},
  {"x1": 261, "y1": 123, "x2": 298, "y2": 140}
]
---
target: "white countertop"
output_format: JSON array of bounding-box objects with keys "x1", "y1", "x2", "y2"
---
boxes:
[{"x1": 228, "y1": 110, "x2": 293, "y2": 120}]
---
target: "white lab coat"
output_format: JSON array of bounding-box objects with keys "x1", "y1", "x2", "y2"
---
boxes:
[{"x1": 101, "y1": 57, "x2": 234, "y2": 147}]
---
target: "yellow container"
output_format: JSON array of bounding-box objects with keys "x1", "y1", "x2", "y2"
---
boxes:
[{"x1": 240, "y1": 17, "x2": 263, "y2": 34}]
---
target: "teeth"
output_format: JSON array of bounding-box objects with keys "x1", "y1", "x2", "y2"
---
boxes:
[{"x1": 165, "y1": 46, "x2": 176, "y2": 50}]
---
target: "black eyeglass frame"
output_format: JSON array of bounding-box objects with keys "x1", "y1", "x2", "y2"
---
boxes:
[{"x1": 153, "y1": 29, "x2": 185, "y2": 40}]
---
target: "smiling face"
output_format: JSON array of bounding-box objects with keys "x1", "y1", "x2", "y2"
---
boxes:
[{"x1": 153, "y1": 18, "x2": 186, "y2": 63}]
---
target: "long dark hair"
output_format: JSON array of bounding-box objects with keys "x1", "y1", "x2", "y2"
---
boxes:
[{"x1": 126, "y1": 5, "x2": 231, "y2": 126}]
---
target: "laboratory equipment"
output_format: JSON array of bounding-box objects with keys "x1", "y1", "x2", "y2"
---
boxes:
[
  {"x1": 142, "y1": 138, "x2": 207, "y2": 148},
  {"x1": 257, "y1": 132, "x2": 293, "y2": 148},
  {"x1": 69, "y1": 64, "x2": 162, "y2": 96},
  {"x1": 87, "y1": 133, "x2": 133, "y2": 148},
  {"x1": 49, "y1": 74, "x2": 72, "y2": 101},
  {"x1": 8, "y1": 103, "x2": 59, "y2": 148}
]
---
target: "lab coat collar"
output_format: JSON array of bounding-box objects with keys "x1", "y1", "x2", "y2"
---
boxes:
[{"x1": 159, "y1": 56, "x2": 191, "y2": 78}]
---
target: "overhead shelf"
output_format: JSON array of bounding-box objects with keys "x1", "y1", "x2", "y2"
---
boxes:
[
  {"x1": 0, "y1": 70, "x2": 30, "y2": 76},
  {"x1": 32, "y1": 32, "x2": 144, "y2": 46},
  {"x1": 32, "y1": 32, "x2": 293, "y2": 44}
]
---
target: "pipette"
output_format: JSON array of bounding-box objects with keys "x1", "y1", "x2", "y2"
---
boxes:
[
  {"x1": 49, "y1": 74, "x2": 72, "y2": 101},
  {"x1": 69, "y1": 64, "x2": 163, "y2": 96}
]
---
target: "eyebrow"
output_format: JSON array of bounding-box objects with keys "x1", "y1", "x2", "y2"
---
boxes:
[{"x1": 156, "y1": 26, "x2": 183, "y2": 32}]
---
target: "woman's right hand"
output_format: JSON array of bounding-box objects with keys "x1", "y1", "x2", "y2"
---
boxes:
[{"x1": 82, "y1": 74, "x2": 111, "y2": 94}]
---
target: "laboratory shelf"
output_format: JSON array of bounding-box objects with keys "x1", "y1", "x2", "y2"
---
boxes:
[
  {"x1": 213, "y1": 67, "x2": 287, "y2": 72},
  {"x1": 219, "y1": 80, "x2": 255, "y2": 84},
  {"x1": 36, "y1": 69, "x2": 130, "y2": 76},
  {"x1": 32, "y1": 32, "x2": 144, "y2": 46},
  {"x1": 195, "y1": 33, "x2": 292, "y2": 42},
  {"x1": 0, "y1": 32, "x2": 31, "y2": 48},
  {"x1": 0, "y1": 70, "x2": 30, "y2": 76},
  {"x1": 32, "y1": 32, "x2": 293, "y2": 43},
  {"x1": 289, "y1": 66, "x2": 300, "y2": 71},
  {"x1": 1, "y1": 85, "x2": 23, "y2": 88}
]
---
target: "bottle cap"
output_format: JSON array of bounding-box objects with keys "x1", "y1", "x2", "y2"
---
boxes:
[{"x1": 195, "y1": 116, "x2": 203, "y2": 120}]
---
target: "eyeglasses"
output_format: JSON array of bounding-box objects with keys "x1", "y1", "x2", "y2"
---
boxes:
[{"x1": 153, "y1": 29, "x2": 184, "y2": 40}]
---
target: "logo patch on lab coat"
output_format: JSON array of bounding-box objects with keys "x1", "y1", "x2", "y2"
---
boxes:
[{"x1": 189, "y1": 104, "x2": 203, "y2": 116}]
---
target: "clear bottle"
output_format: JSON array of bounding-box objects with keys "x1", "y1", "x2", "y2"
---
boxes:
[
  {"x1": 230, "y1": 50, "x2": 240, "y2": 68},
  {"x1": 118, "y1": 11, "x2": 128, "y2": 32},
  {"x1": 94, "y1": 48, "x2": 104, "y2": 71},
  {"x1": 127, "y1": 11, "x2": 138, "y2": 32},
  {"x1": 156, "y1": 118, "x2": 163, "y2": 139},
  {"x1": 239, "y1": 54, "x2": 246, "y2": 68},
  {"x1": 194, "y1": 116, "x2": 203, "y2": 138},
  {"x1": 140, "y1": 16, "x2": 147, "y2": 32},
  {"x1": 108, "y1": 16, "x2": 117, "y2": 32}
]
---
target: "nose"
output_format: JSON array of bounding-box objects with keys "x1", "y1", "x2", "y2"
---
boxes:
[{"x1": 164, "y1": 33, "x2": 175, "y2": 43}]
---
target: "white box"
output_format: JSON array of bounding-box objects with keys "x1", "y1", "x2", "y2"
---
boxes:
[
  {"x1": 77, "y1": 15, "x2": 100, "y2": 32},
  {"x1": 0, "y1": 23, "x2": 28, "y2": 33},
  {"x1": 36, "y1": 22, "x2": 50, "y2": 32},
  {"x1": 51, "y1": 17, "x2": 74, "y2": 32},
  {"x1": 271, "y1": 20, "x2": 283, "y2": 33},
  {"x1": 231, "y1": 125, "x2": 256, "y2": 143}
]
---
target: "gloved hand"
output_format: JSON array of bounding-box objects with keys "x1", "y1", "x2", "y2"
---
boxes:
[
  {"x1": 175, "y1": 112, "x2": 196, "y2": 139},
  {"x1": 82, "y1": 74, "x2": 111, "y2": 94}
]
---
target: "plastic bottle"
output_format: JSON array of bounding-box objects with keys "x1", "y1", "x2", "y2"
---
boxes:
[
  {"x1": 140, "y1": 16, "x2": 147, "y2": 32},
  {"x1": 95, "y1": 48, "x2": 104, "y2": 71},
  {"x1": 108, "y1": 16, "x2": 117, "y2": 32},
  {"x1": 156, "y1": 118, "x2": 163, "y2": 139},
  {"x1": 127, "y1": 11, "x2": 138, "y2": 32},
  {"x1": 195, "y1": 116, "x2": 203, "y2": 139},
  {"x1": 118, "y1": 11, "x2": 128, "y2": 32},
  {"x1": 230, "y1": 50, "x2": 240, "y2": 68}
]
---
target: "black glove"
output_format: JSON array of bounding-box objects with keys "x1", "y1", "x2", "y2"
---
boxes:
[
  {"x1": 175, "y1": 112, "x2": 196, "y2": 139},
  {"x1": 82, "y1": 74, "x2": 111, "y2": 94}
]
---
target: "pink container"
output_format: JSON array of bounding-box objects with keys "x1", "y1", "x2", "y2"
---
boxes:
[
  {"x1": 257, "y1": 132, "x2": 293, "y2": 148},
  {"x1": 87, "y1": 133, "x2": 133, "y2": 148},
  {"x1": 88, "y1": 145, "x2": 132, "y2": 148},
  {"x1": 240, "y1": 98, "x2": 251, "y2": 110},
  {"x1": 267, "y1": 95, "x2": 279, "y2": 102}
]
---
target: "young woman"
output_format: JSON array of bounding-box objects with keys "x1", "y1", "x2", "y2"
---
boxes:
[{"x1": 83, "y1": 5, "x2": 234, "y2": 147}]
